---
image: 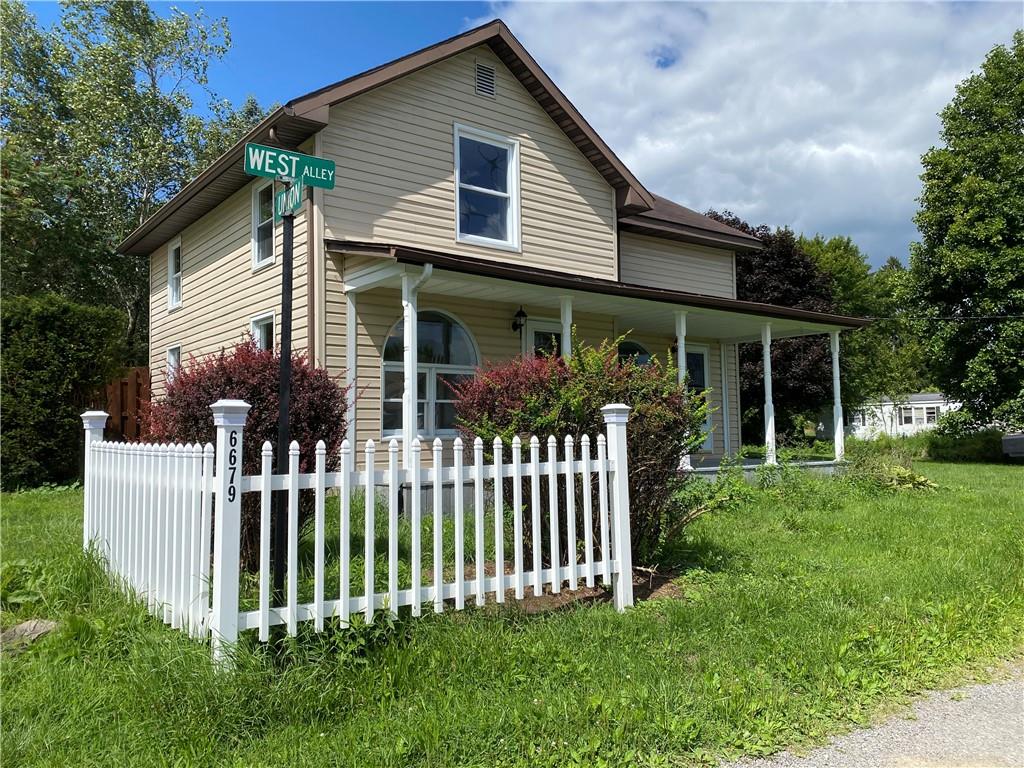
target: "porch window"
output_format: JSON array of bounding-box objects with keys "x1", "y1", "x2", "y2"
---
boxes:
[
  {"x1": 901, "y1": 407, "x2": 914, "y2": 425},
  {"x1": 455, "y1": 124, "x2": 519, "y2": 249},
  {"x1": 618, "y1": 341, "x2": 652, "y2": 366},
  {"x1": 925, "y1": 406, "x2": 939, "y2": 424},
  {"x1": 252, "y1": 182, "x2": 275, "y2": 268},
  {"x1": 382, "y1": 311, "x2": 478, "y2": 436}
]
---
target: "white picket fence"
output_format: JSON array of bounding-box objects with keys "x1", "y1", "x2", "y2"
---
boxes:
[{"x1": 81, "y1": 402, "x2": 634, "y2": 664}]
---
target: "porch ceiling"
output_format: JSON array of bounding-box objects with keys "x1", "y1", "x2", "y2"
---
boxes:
[{"x1": 329, "y1": 241, "x2": 868, "y2": 343}]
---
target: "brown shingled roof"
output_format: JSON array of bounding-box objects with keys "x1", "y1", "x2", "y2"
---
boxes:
[{"x1": 619, "y1": 194, "x2": 762, "y2": 253}]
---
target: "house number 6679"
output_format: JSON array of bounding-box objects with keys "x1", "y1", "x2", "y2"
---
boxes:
[{"x1": 226, "y1": 429, "x2": 239, "y2": 502}]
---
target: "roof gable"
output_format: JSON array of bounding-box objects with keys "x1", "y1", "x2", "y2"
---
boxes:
[{"x1": 118, "y1": 19, "x2": 654, "y2": 256}]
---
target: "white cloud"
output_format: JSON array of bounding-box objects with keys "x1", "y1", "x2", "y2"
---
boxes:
[{"x1": 472, "y1": 2, "x2": 1020, "y2": 265}]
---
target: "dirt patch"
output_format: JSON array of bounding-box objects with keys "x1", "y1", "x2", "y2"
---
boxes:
[{"x1": 460, "y1": 563, "x2": 683, "y2": 615}]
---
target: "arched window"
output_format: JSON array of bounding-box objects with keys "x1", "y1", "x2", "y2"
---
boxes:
[
  {"x1": 382, "y1": 311, "x2": 478, "y2": 435},
  {"x1": 617, "y1": 340, "x2": 652, "y2": 367}
]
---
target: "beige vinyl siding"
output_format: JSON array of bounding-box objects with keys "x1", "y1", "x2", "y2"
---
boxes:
[
  {"x1": 320, "y1": 46, "x2": 617, "y2": 280},
  {"x1": 619, "y1": 232, "x2": 736, "y2": 298},
  {"x1": 149, "y1": 180, "x2": 310, "y2": 398}
]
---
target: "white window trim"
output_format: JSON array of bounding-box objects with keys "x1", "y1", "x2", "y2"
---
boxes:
[
  {"x1": 166, "y1": 345, "x2": 182, "y2": 383},
  {"x1": 251, "y1": 180, "x2": 276, "y2": 271},
  {"x1": 250, "y1": 310, "x2": 275, "y2": 351},
  {"x1": 453, "y1": 122, "x2": 521, "y2": 252},
  {"x1": 167, "y1": 237, "x2": 182, "y2": 310},
  {"x1": 685, "y1": 343, "x2": 714, "y2": 453},
  {"x1": 522, "y1": 318, "x2": 562, "y2": 357},
  {"x1": 381, "y1": 309, "x2": 480, "y2": 439}
]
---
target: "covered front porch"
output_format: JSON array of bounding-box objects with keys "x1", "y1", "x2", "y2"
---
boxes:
[{"x1": 327, "y1": 242, "x2": 866, "y2": 472}]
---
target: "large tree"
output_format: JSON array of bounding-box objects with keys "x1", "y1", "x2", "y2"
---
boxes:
[
  {"x1": 909, "y1": 31, "x2": 1024, "y2": 429},
  {"x1": 800, "y1": 235, "x2": 929, "y2": 411},
  {"x1": 705, "y1": 211, "x2": 836, "y2": 443},
  {"x1": 1, "y1": 0, "x2": 267, "y2": 361}
]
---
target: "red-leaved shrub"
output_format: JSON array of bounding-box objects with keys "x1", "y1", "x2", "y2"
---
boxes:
[
  {"x1": 145, "y1": 338, "x2": 348, "y2": 570},
  {"x1": 453, "y1": 338, "x2": 707, "y2": 564}
]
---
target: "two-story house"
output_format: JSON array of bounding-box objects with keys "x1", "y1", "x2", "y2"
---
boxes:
[{"x1": 117, "y1": 19, "x2": 868, "y2": 469}]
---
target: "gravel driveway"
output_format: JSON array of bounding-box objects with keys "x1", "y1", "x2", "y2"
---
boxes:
[{"x1": 725, "y1": 666, "x2": 1024, "y2": 768}]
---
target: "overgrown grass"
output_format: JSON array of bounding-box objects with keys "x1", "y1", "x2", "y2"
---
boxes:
[{"x1": 3, "y1": 462, "x2": 1022, "y2": 766}]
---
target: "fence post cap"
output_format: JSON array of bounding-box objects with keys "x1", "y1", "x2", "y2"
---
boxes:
[
  {"x1": 600, "y1": 404, "x2": 631, "y2": 424},
  {"x1": 210, "y1": 399, "x2": 251, "y2": 427},
  {"x1": 80, "y1": 411, "x2": 109, "y2": 429}
]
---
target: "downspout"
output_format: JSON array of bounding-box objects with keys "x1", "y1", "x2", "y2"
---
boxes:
[{"x1": 402, "y1": 264, "x2": 433, "y2": 470}]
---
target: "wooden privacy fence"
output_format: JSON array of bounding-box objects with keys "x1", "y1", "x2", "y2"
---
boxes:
[
  {"x1": 93, "y1": 367, "x2": 150, "y2": 440},
  {"x1": 81, "y1": 401, "x2": 634, "y2": 665}
]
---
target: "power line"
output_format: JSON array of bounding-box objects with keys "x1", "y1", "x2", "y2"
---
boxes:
[{"x1": 865, "y1": 314, "x2": 1024, "y2": 321}]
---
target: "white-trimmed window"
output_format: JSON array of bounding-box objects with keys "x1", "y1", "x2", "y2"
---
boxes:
[
  {"x1": 382, "y1": 311, "x2": 479, "y2": 436},
  {"x1": 251, "y1": 181, "x2": 275, "y2": 268},
  {"x1": 454, "y1": 124, "x2": 519, "y2": 250},
  {"x1": 926, "y1": 405, "x2": 939, "y2": 424},
  {"x1": 251, "y1": 311, "x2": 275, "y2": 351},
  {"x1": 167, "y1": 238, "x2": 182, "y2": 309},
  {"x1": 167, "y1": 345, "x2": 181, "y2": 383}
]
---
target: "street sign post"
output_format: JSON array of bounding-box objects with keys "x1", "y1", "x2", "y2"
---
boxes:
[
  {"x1": 243, "y1": 141, "x2": 336, "y2": 607},
  {"x1": 274, "y1": 178, "x2": 306, "y2": 222}
]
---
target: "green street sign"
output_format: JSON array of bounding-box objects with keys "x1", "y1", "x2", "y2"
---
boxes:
[
  {"x1": 274, "y1": 179, "x2": 306, "y2": 222},
  {"x1": 244, "y1": 142, "x2": 336, "y2": 189}
]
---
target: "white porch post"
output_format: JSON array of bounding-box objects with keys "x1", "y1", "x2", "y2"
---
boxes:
[
  {"x1": 401, "y1": 273, "x2": 418, "y2": 470},
  {"x1": 762, "y1": 323, "x2": 776, "y2": 465},
  {"x1": 560, "y1": 296, "x2": 573, "y2": 360},
  {"x1": 675, "y1": 311, "x2": 687, "y2": 383},
  {"x1": 830, "y1": 330, "x2": 845, "y2": 461},
  {"x1": 345, "y1": 290, "x2": 357, "y2": 472}
]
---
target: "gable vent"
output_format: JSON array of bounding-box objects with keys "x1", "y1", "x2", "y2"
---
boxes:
[{"x1": 475, "y1": 62, "x2": 496, "y2": 97}]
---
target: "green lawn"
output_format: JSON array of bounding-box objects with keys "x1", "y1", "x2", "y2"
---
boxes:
[{"x1": 2, "y1": 462, "x2": 1022, "y2": 767}]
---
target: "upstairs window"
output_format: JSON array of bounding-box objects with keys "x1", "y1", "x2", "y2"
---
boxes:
[
  {"x1": 252, "y1": 182, "x2": 275, "y2": 268},
  {"x1": 251, "y1": 312, "x2": 274, "y2": 351},
  {"x1": 455, "y1": 124, "x2": 519, "y2": 250},
  {"x1": 167, "y1": 238, "x2": 182, "y2": 309}
]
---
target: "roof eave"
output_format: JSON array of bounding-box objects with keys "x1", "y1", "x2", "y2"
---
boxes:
[
  {"x1": 326, "y1": 239, "x2": 869, "y2": 329},
  {"x1": 117, "y1": 107, "x2": 328, "y2": 256},
  {"x1": 618, "y1": 218, "x2": 763, "y2": 253}
]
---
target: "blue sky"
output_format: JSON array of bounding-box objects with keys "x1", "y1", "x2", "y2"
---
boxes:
[
  {"x1": 28, "y1": 2, "x2": 491, "y2": 110},
  {"x1": 26, "y1": 2, "x2": 1020, "y2": 266}
]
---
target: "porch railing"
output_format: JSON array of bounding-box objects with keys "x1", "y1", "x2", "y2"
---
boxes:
[{"x1": 81, "y1": 403, "x2": 634, "y2": 664}]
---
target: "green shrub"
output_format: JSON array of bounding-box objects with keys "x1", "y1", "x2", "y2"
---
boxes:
[
  {"x1": 454, "y1": 338, "x2": 708, "y2": 564},
  {"x1": 1, "y1": 295, "x2": 126, "y2": 490},
  {"x1": 145, "y1": 339, "x2": 348, "y2": 571},
  {"x1": 925, "y1": 429, "x2": 1005, "y2": 462}
]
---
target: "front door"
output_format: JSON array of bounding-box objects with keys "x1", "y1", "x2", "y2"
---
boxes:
[{"x1": 686, "y1": 346, "x2": 714, "y2": 452}]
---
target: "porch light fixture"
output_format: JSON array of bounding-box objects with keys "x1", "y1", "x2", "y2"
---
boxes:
[{"x1": 511, "y1": 306, "x2": 528, "y2": 335}]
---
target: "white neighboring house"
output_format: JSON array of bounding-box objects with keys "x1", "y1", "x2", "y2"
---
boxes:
[{"x1": 847, "y1": 393, "x2": 961, "y2": 439}]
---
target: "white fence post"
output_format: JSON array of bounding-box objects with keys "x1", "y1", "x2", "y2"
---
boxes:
[
  {"x1": 80, "y1": 411, "x2": 109, "y2": 549},
  {"x1": 602, "y1": 404, "x2": 633, "y2": 611},
  {"x1": 209, "y1": 399, "x2": 250, "y2": 666}
]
